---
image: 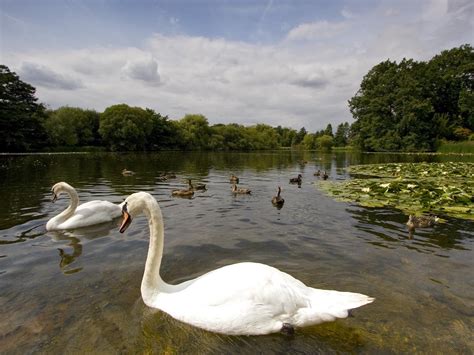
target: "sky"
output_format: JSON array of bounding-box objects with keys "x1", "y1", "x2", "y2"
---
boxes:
[{"x1": 1, "y1": 0, "x2": 472, "y2": 131}]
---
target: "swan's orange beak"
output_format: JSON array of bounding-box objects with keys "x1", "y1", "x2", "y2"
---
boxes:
[{"x1": 119, "y1": 203, "x2": 132, "y2": 233}]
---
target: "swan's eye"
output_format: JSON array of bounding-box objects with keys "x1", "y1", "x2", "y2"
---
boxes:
[{"x1": 122, "y1": 202, "x2": 128, "y2": 213}]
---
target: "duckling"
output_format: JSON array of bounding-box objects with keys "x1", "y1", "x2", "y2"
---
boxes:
[
  {"x1": 314, "y1": 169, "x2": 321, "y2": 177},
  {"x1": 406, "y1": 215, "x2": 439, "y2": 230},
  {"x1": 188, "y1": 179, "x2": 206, "y2": 191},
  {"x1": 289, "y1": 174, "x2": 302, "y2": 184},
  {"x1": 122, "y1": 168, "x2": 135, "y2": 176},
  {"x1": 232, "y1": 184, "x2": 251, "y2": 194},
  {"x1": 322, "y1": 171, "x2": 329, "y2": 180},
  {"x1": 172, "y1": 183, "x2": 194, "y2": 197},
  {"x1": 271, "y1": 186, "x2": 285, "y2": 208},
  {"x1": 230, "y1": 174, "x2": 240, "y2": 184}
]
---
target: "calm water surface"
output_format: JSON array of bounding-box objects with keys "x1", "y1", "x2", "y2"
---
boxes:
[{"x1": 0, "y1": 151, "x2": 473, "y2": 353}]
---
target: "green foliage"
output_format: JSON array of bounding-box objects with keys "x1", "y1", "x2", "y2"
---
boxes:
[
  {"x1": 349, "y1": 44, "x2": 474, "y2": 152},
  {"x1": 274, "y1": 125, "x2": 297, "y2": 147},
  {"x1": 315, "y1": 162, "x2": 474, "y2": 220},
  {"x1": 324, "y1": 123, "x2": 333, "y2": 137},
  {"x1": 437, "y1": 140, "x2": 474, "y2": 154},
  {"x1": 44, "y1": 106, "x2": 100, "y2": 147},
  {"x1": 177, "y1": 114, "x2": 212, "y2": 150},
  {"x1": 303, "y1": 133, "x2": 317, "y2": 149},
  {"x1": 293, "y1": 127, "x2": 307, "y2": 145},
  {"x1": 316, "y1": 134, "x2": 334, "y2": 150},
  {"x1": 334, "y1": 122, "x2": 350, "y2": 146},
  {"x1": 0, "y1": 65, "x2": 47, "y2": 151},
  {"x1": 99, "y1": 104, "x2": 154, "y2": 151}
]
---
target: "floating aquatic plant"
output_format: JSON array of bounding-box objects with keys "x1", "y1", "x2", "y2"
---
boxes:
[{"x1": 315, "y1": 162, "x2": 474, "y2": 220}]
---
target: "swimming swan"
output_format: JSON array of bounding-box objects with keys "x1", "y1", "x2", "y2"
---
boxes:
[
  {"x1": 46, "y1": 182, "x2": 122, "y2": 231},
  {"x1": 118, "y1": 192, "x2": 374, "y2": 335}
]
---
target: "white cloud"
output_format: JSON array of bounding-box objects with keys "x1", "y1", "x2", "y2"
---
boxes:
[
  {"x1": 3, "y1": 1, "x2": 472, "y2": 132},
  {"x1": 285, "y1": 21, "x2": 347, "y2": 41}
]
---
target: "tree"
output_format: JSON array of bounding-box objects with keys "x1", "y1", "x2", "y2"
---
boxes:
[
  {"x1": 334, "y1": 122, "x2": 350, "y2": 147},
  {"x1": 324, "y1": 123, "x2": 333, "y2": 137},
  {"x1": 177, "y1": 114, "x2": 212, "y2": 150},
  {"x1": 246, "y1": 124, "x2": 279, "y2": 149},
  {"x1": 99, "y1": 104, "x2": 154, "y2": 151},
  {"x1": 0, "y1": 65, "x2": 47, "y2": 151},
  {"x1": 293, "y1": 127, "x2": 307, "y2": 145},
  {"x1": 274, "y1": 125, "x2": 297, "y2": 147},
  {"x1": 147, "y1": 109, "x2": 180, "y2": 150},
  {"x1": 316, "y1": 134, "x2": 334, "y2": 150},
  {"x1": 349, "y1": 44, "x2": 473, "y2": 151},
  {"x1": 44, "y1": 107, "x2": 100, "y2": 147},
  {"x1": 302, "y1": 133, "x2": 317, "y2": 149}
]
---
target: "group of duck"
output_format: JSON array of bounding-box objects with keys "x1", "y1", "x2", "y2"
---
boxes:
[
  {"x1": 166, "y1": 169, "x2": 331, "y2": 210},
  {"x1": 123, "y1": 167, "x2": 437, "y2": 235}
]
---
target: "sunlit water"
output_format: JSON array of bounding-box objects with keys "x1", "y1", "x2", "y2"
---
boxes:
[{"x1": 0, "y1": 151, "x2": 473, "y2": 353}]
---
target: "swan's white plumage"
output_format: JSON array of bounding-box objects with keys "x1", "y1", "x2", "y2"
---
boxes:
[
  {"x1": 46, "y1": 182, "x2": 121, "y2": 231},
  {"x1": 122, "y1": 192, "x2": 374, "y2": 335}
]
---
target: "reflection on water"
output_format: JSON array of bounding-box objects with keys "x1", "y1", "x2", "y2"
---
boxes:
[
  {"x1": 57, "y1": 237, "x2": 83, "y2": 274},
  {"x1": 0, "y1": 151, "x2": 473, "y2": 353}
]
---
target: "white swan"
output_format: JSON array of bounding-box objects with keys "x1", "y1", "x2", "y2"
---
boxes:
[
  {"x1": 119, "y1": 192, "x2": 374, "y2": 335},
  {"x1": 46, "y1": 182, "x2": 121, "y2": 231}
]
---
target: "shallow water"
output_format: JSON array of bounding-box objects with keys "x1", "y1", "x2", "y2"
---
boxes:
[{"x1": 0, "y1": 151, "x2": 473, "y2": 353}]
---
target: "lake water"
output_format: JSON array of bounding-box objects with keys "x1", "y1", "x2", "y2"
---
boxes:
[{"x1": 0, "y1": 151, "x2": 473, "y2": 353}]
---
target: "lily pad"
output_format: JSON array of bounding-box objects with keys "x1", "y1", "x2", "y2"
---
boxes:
[{"x1": 315, "y1": 162, "x2": 474, "y2": 220}]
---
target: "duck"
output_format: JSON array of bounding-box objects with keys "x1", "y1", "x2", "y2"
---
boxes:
[
  {"x1": 118, "y1": 192, "x2": 374, "y2": 335},
  {"x1": 122, "y1": 169, "x2": 135, "y2": 176},
  {"x1": 322, "y1": 171, "x2": 329, "y2": 180},
  {"x1": 188, "y1": 179, "x2": 206, "y2": 191},
  {"x1": 289, "y1": 174, "x2": 302, "y2": 184},
  {"x1": 171, "y1": 184, "x2": 194, "y2": 198},
  {"x1": 406, "y1": 215, "x2": 439, "y2": 231},
  {"x1": 230, "y1": 174, "x2": 240, "y2": 184},
  {"x1": 314, "y1": 170, "x2": 321, "y2": 177},
  {"x1": 46, "y1": 182, "x2": 122, "y2": 231},
  {"x1": 231, "y1": 184, "x2": 251, "y2": 194},
  {"x1": 271, "y1": 186, "x2": 284, "y2": 208}
]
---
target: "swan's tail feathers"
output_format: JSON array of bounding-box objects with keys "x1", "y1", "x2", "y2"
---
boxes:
[{"x1": 308, "y1": 289, "x2": 374, "y2": 321}]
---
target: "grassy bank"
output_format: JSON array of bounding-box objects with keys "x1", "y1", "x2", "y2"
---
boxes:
[{"x1": 437, "y1": 141, "x2": 474, "y2": 154}]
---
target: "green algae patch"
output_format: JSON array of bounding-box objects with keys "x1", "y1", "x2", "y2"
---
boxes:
[{"x1": 315, "y1": 162, "x2": 474, "y2": 220}]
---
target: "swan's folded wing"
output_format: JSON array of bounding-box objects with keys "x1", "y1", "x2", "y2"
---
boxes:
[
  {"x1": 175, "y1": 262, "x2": 310, "y2": 313},
  {"x1": 60, "y1": 201, "x2": 121, "y2": 229}
]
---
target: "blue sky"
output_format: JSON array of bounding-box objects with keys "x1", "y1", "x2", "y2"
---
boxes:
[{"x1": 1, "y1": 0, "x2": 472, "y2": 130}]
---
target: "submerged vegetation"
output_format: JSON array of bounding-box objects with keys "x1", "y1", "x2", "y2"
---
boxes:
[{"x1": 315, "y1": 162, "x2": 474, "y2": 220}]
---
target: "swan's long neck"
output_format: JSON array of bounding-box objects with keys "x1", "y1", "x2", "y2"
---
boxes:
[
  {"x1": 141, "y1": 196, "x2": 167, "y2": 303},
  {"x1": 53, "y1": 185, "x2": 79, "y2": 225}
]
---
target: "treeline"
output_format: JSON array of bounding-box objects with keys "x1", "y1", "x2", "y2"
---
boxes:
[
  {"x1": 43, "y1": 106, "x2": 348, "y2": 151},
  {"x1": 349, "y1": 44, "x2": 473, "y2": 151},
  {"x1": 0, "y1": 64, "x2": 348, "y2": 152}
]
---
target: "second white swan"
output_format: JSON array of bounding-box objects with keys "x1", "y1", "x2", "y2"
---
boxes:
[
  {"x1": 119, "y1": 192, "x2": 374, "y2": 335},
  {"x1": 46, "y1": 182, "x2": 121, "y2": 231}
]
